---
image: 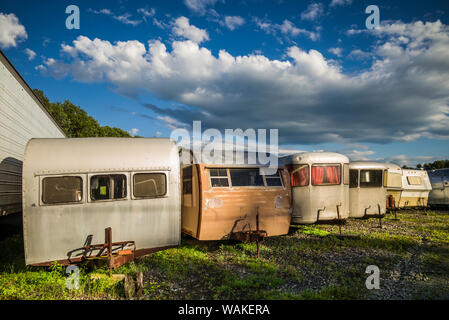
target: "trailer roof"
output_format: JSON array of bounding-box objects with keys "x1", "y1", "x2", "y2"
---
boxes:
[
  {"x1": 280, "y1": 152, "x2": 349, "y2": 165},
  {"x1": 181, "y1": 149, "x2": 281, "y2": 168},
  {"x1": 24, "y1": 138, "x2": 177, "y2": 175},
  {"x1": 349, "y1": 161, "x2": 389, "y2": 170}
]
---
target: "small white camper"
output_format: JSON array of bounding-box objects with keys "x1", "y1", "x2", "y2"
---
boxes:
[
  {"x1": 281, "y1": 152, "x2": 350, "y2": 224},
  {"x1": 399, "y1": 169, "x2": 432, "y2": 208},
  {"x1": 22, "y1": 138, "x2": 181, "y2": 266},
  {"x1": 349, "y1": 162, "x2": 386, "y2": 218}
]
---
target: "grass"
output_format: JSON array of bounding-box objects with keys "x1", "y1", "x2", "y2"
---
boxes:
[{"x1": 0, "y1": 208, "x2": 448, "y2": 300}]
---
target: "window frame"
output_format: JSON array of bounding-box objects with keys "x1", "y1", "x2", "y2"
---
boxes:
[
  {"x1": 287, "y1": 164, "x2": 310, "y2": 188},
  {"x1": 208, "y1": 168, "x2": 231, "y2": 188},
  {"x1": 207, "y1": 167, "x2": 285, "y2": 189},
  {"x1": 359, "y1": 169, "x2": 384, "y2": 188},
  {"x1": 88, "y1": 173, "x2": 129, "y2": 203},
  {"x1": 311, "y1": 163, "x2": 342, "y2": 186},
  {"x1": 343, "y1": 163, "x2": 350, "y2": 185},
  {"x1": 228, "y1": 168, "x2": 267, "y2": 188},
  {"x1": 349, "y1": 169, "x2": 359, "y2": 189},
  {"x1": 406, "y1": 175, "x2": 423, "y2": 186},
  {"x1": 263, "y1": 169, "x2": 284, "y2": 188},
  {"x1": 132, "y1": 171, "x2": 168, "y2": 199},
  {"x1": 39, "y1": 174, "x2": 84, "y2": 206},
  {"x1": 182, "y1": 166, "x2": 193, "y2": 195}
]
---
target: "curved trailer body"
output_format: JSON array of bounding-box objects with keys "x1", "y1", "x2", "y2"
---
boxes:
[
  {"x1": 181, "y1": 152, "x2": 292, "y2": 240},
  {"x1": 383, "y1": 163, "x2": 403, "y2": 209},
  {"x1": 399, "y1": 169, "x2": 432, "y2": 208},
  {"x1": 281, "y1": 152, "x2": 350, "y2": 224},
  {"x1": 23, "y1": 138, "x2": 181, "y2": 266},
  {"x1": 348, "y1": 162, "x2": 386, "y2": 218},
  {"x1": 428, "y1": 168, "x2": 449, "y2": 207}
]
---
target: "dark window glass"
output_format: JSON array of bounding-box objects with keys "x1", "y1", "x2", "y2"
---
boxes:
[
  {"x1": 91, "y1": 174, "x2": 126, "y2": 200},
  {"x1": 210, "y1": 168, "x2": 227, "y2": 177},
  {"x1": 360, "y1": 170, "x2": 383, "y2": 188},
  {"x1": 42, "y1": 176, "x2": 82, "y2": 204},
  {"x1": 134, "y1": 173, "x2": 166, "y2": 198},
  {"x1": 229, "y1": 168, "x2": 264, "y2": 187},
  {"x1": 350, "y1": 170, "x2": 359, "y2": 188},
  {"x1": 312, "y1": 164, "x2": 341, "y2": 186},
  {"x1": 211, "y1": 178, "x2": 229, "y2": 187},
  {"x1": 209, "y1": 168, "x2": 229, "y2": 187},
  {"x1": 265, "y1": 170, "x2": 283, "y2": 187},
  {"x1": 182, "y1": 166, "x2": 193, "y2": 195}
]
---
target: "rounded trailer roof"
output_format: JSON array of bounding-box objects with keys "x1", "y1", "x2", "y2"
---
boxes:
[
  {"x1": 24, "y1": 138, "x2": 178, "y2": 175},
  {"x1": 382, "y1": 162, "x2": 403, "y2": 173},
  {"x1": 349, "y1": 161, "x2": 388, "y2": 170},
  {"x1": 181, "y1": 149, "x2": 282, "y2": 168},
  {"x1": 281, "y1": 152, "x2": 349, "y2": 165}
]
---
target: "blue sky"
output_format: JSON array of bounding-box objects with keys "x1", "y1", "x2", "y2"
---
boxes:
[{"x1": 1, "y1": 0, "x2": 449, "y2": 166}]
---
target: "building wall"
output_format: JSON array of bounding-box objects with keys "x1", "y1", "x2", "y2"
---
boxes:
[{"x1": 0, "y1": 52, "x2": 65, "y2": 215}]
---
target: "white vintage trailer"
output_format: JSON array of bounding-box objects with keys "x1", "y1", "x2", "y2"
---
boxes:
[
  {"x1": 349, "y1": 162, "x2": 386, "y2": 218},
  {"x1": 428, "y1": 168, "x2": 449, "y2": 207},
  {"x1": 399, "y1": 169, "x2": 432, "y2": 208},
  {"x1": 23, "y1": 138, "x2": 181, "y2": 266},
  {"x1": 281, "y1": 152, "x2": 350, "y2": 224},
  {"x1": 0, "y1": 51, "x2": 66, "y2": 216},
  {"x1": 383, "y1": 163, "x2": 403, "y2": 209}
]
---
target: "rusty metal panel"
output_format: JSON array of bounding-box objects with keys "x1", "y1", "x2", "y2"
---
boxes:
[
  {"x1": 22, "y1": 138, "x2": 181, "y2": 265},
  {"x1": 182, "y1": 163, "x2": 292, "y2": 240}
]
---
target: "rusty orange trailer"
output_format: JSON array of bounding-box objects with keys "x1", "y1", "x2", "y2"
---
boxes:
[{"x1": 181, "y1": 158, "x2": 292, "y2": 241}]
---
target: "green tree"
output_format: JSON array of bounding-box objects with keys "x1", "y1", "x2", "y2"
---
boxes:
[
  {"x1": 421, "y1": 160, "x2": 449, "y2": 170},
  {"x1": 33, "y1": 89, "x2": 132, "y2": 138}
]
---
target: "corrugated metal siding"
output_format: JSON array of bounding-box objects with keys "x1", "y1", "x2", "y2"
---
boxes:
[{"x1": 0, "y1": 53, "x2": 65, "y2": 215}]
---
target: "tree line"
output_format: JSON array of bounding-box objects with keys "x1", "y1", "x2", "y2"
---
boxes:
[
  {"x1": 33, "y1": 89, "x2": 138, "y2": 138},
  {"x1": 401, "y1": 160, "x2": 449, "y2": 170}
]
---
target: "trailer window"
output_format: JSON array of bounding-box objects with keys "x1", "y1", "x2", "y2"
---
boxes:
[
  {"x1": 387, "y1": 172, "x2": 402, "y2": 188},
  {"x1": 349, "y1": 170, "x2": 358, "y2": 188},
  {"x1": 209, "y1": 168, "x2": 229, "y2": 187},
  {"x1": 91, "y1": 175, "x2": 127, "y2": 200},
  {"x1": 42, "y1": 176, "x2": 82, "y2": 204},
  {"x1": 312, "y1": 164, "x2": 341, "y2": 186},
  {"x1": 182, "y1": 166, "x2": 193, "y2": 194},
  {"x1": 265, "y1": 170, "x2": 283, "y2": 187},
  {"x1": 407, "y1": 176, "x2": 422, "y2": 185},
  {"x1": 360, "y1": 170, "x2": 383, "y2": 188},
  {"x1": 343, "y1": 164, "x2": 350, "y2": 185},
  {"x1": 288, "y1": 165, "x2": 309, "y2": 187},
  {"x1": 134, "y1": 173, "x2": 166, "y2": 198},
  {"x1": 229, "y1": 168, "x2": 264, "y2": 187}
]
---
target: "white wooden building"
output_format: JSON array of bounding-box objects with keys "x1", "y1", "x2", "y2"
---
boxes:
[{"x1": 0, "y1": 50, "x2": 66, "y2": 216}]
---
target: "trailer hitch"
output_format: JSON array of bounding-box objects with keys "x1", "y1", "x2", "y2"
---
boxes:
[{"x1": 230, "y1": 208, "x2": 267, "y2": 258}]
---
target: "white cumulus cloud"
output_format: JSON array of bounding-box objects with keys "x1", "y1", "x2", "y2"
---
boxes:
[
  {"x1": 24, "y1": 48, "x2": 36, "y2": 60},
  {"x1": 0, "y1": 12, "x2": 27, "y2": 48},
  {"x1": 39, "y1": 20, "x2": 449, "y2": 147},
  {"x1": 172, "y1": 16, "x2": 209, "y2": 43},
  {"x1": 301, "y1": 3, "x2": 324, "y2": 21},
  {"x1": 224, "y1": 16, "x2": 245, "y2": 30}
]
